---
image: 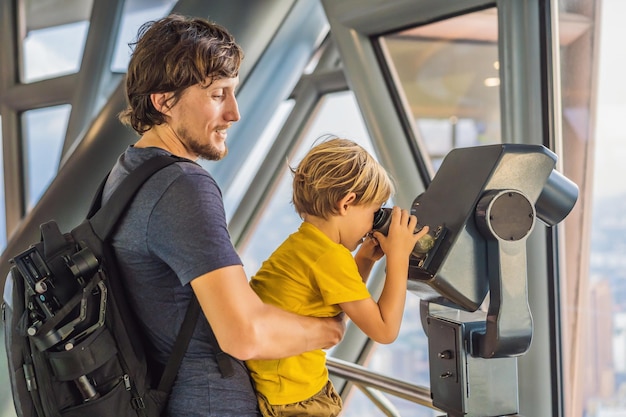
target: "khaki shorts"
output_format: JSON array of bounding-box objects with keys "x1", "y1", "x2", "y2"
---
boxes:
[{"x1": 256, "y1": 380, "x2": 343, "y2": 417}]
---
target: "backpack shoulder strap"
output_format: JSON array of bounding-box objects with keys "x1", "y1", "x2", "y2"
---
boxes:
[
  {"x1": 158, "y1": 296, "x2": 201, "y2": 390},
  {"x1": 156, "y1": 297, "x2": 232, "y2": 384},
  {"x1": 88, "y1": 154, "x2": 187, "y2": 241}
]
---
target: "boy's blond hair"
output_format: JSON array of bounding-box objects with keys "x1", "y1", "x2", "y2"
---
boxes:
[{"x1": 291, "y1": 138, "x2": 395, "y2": 219}]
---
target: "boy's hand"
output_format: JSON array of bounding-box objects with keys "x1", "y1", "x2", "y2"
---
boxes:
[
  {"x1": 372, "y1": 206, "x2": 429, "y2": 260},
  {"x1": 356, "y1": 234, "x2": 385, "y2": 262}
]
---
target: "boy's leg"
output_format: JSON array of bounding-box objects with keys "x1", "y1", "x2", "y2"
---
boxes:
[{"x1": 257, "y1": 380, "x2": 343, "y2": 417}]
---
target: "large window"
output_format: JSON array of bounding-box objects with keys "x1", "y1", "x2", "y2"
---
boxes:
[
  {"x1": 337, "y1": 10, "x2": 502, "y2": 417},
  {"x1": 110, "y1": 0, "x2": 177, "y2": 72},
  {"x1": 584, "y1": 1, "x2": 626, "y2": 415},
  {"x1": 0, "y1": 1, "x2": 618, "y2": 416},
  {"x1": 239, "y1": 91, "x2": 375, "y2": 277},
  {"x1": 22, "y1": 104, "x2": 71, "y2": 210},
  {"x1": 21, "y1": 105, "x2": 71, "y2": 211},
  {"x1": 381, "y1": 8, "x2": 501, "y2": 168},
  {"x1": 342, "y1": 290, "x2": 434, "y2": 417},
  {"x1": 222, "y1": 100, "x2": 295, "y2": 217},
  {"x1": 20, "y1": 1, "x2": 93, "y2": 83}
]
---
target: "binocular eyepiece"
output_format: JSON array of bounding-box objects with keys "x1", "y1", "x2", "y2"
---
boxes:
[{"x1": 372, "y1": 208, "x2": 435, "y2": 257}]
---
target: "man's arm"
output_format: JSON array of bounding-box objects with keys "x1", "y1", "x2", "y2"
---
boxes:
[{"x1": 190, "y1": 265, "x2": 345, "y2": 360}]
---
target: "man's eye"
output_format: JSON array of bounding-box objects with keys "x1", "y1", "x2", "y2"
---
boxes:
[{"x1": 210, "y1": 88, "x2": 225, "y2": 98}]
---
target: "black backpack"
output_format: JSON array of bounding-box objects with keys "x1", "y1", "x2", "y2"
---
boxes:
[{"x1": 2, "y1": 155, "x2": 205, "y2": 417}]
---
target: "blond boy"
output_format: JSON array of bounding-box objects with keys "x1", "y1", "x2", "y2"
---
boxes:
[{"x1": 247, "y1": 138, "x2": 429, "y2": 416}]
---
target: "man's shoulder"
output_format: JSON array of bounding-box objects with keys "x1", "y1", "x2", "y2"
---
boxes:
[
  {"x1": 105, "y1": 147, "x2": 211, "y2": 201},
  {"x1": 123, "y1": 147, "x2": 203, "y2": 172}
]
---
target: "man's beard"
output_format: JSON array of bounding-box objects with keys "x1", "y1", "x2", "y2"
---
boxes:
[{"x1": 177, "y1": 126, "x2": 228, "y2": 161}]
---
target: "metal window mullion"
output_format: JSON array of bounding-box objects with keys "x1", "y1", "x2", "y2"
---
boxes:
[
  {"x1": 2, "y1": 75, "x2": 77, "y2": 110},
  {"x1": 209, "y1": 0, "x2": 326, "y2": 190},
  {"x1": 497, "y1": 1, "x2": 562, "y2": 417},
  {"x1": 229, "y1": 70, "x2": 348, "y2": 247},
  {"x1": 1, "y1": 0, "x2": 25, "y2": 238},
  {"x1": 61, "y1": 0, "x2": 125, "y2": 161}
]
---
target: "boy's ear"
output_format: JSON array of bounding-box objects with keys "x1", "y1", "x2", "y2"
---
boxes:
[{"x1": 338, "y1": 192, "x2": 357, "y2": 214}]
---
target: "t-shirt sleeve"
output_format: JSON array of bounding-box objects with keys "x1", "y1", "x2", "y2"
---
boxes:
[
  {"x1": 147, "y1": 170, "x2": 242, "y2": 286},
  {"x1": 313, "y1": 248, "x2": 371, "y2": 306}
]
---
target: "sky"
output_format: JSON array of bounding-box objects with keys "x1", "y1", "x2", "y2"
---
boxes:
[{"x1": 593, "y1": 0, "x2": 626, "y2": 199}]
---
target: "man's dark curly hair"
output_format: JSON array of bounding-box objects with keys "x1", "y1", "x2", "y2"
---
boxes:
[{"x1": 119, "y1": 14, "x2": 244, "y2": 134}]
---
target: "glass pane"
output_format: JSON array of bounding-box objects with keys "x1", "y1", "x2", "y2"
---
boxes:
[
  {"x1": 338, "y1": 9, "x2": 503, "y2": 416},
  {"x1": 344, "y1": 388, "x2": 439, "y2": 417},
  {"x1": 223, "y1": 100, "x2": 295, "y2": 217},
  {"x1": 239, "y1": 91, "x2": 376, "y2": 276},
  {"x1": 586, "y1": 0, "x2": 626, "y2": 415},
  {"x1": 21, "y1": 0, "x2": 93, "y2": 83},
  {"x1": 380, "y1": 8, "x2": 501, "y2": 170},
  {"x1": 341, "y1": 295, "x2": 434, "y2": 417},
  {"x1": 111, "y1": 0, "x2": 177, "y2": 72},
  {"x1": 22, "y1": 105, "x2": 71, "y2": 210}
]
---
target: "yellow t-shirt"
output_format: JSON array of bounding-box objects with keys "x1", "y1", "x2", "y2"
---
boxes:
[{"x1": 247, "y1": 222, "x2": 371, "y2": 405}]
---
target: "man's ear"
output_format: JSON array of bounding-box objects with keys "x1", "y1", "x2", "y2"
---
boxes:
[
  {"x1": 150, "y1": 92, "x2": 173, "y2": 115},
  {"x1": 338, "y1": 192, "x2": 357, "y2": 215}
]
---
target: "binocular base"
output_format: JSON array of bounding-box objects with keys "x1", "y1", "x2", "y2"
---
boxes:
[{"x1": 426, "y1": 307, "x2": 520, "y2": 417}]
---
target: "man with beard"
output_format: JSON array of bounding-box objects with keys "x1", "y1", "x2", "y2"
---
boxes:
[{"x1": 104, "y1": 14, "x2": 345, "y2": 417}]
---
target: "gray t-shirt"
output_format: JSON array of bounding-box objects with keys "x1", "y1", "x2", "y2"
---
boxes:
[{"x1": 103, "y1": 146, "x2": 259, "y2": 416}]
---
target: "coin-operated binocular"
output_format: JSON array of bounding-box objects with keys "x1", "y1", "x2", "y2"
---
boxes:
[{"x1": 379, "y1": 144, "x2": 578, "y2": 417}]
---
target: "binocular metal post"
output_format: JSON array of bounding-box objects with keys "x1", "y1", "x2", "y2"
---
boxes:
[
  {"x1": 424, "y1": 303, "x2": 520, "y2": 417},
  {"x1": 423, "y1": 190, "x2": 533, "y2": 417}
]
